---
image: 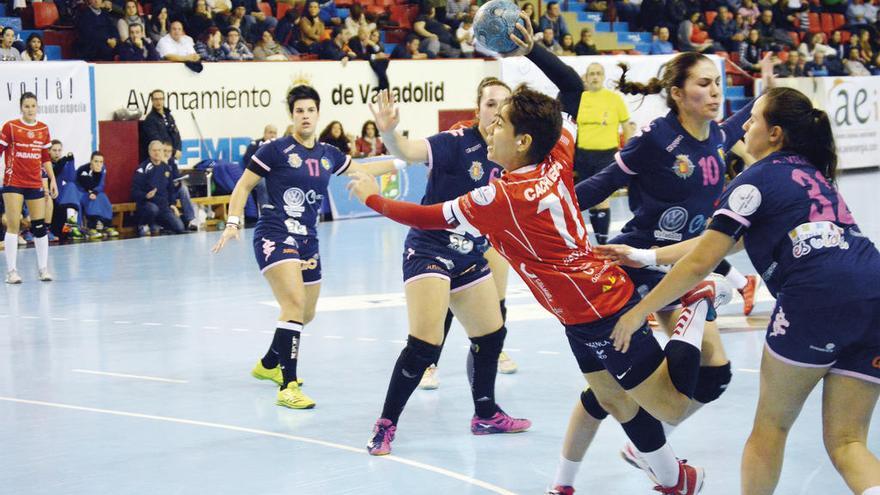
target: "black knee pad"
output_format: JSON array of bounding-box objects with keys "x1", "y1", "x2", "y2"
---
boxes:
[
  {"x1": 580, "y1": 388, "x2": 609, "y2": 420},
  {"x1": 406, "y1": 335, "x2": 442, "y2": 366},
  {"x1": 693, "y1": 362, "x2": 732, "y2": 404},
  {"x1": 469, "y1": 326, "x2": 506, "y2": 357},
  {"x1": 32, "y1": 219, "x2": 47, "y2": 237}
]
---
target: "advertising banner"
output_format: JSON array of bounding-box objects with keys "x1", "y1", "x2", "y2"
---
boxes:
[{"x1": 326, "y1": 158, "x2": 428, "y2": 219}]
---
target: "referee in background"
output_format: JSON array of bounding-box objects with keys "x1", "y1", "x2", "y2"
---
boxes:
[{"x1": 574, "y1": 62, "x2": 632, "y2": 244}]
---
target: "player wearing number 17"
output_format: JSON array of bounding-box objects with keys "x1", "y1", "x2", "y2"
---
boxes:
[{"x1": 350, "y1": 18, "x2": 710, "y2": 493}]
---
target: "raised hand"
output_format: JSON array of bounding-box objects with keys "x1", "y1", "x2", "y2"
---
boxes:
[
  {"x1": 346, "y1": 171, "x2": 380, "y2": 203},
  {"x1": 368, "y1": 89, "x2": 400, "y2": 134},
  {"x1": 508, "y1": 12, "x2": 535, "y2": 56}
]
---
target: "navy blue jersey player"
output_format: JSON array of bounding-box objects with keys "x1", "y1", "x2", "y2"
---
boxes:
[
  {"x1": 212, "y1": 85, "x2": 397, "y2": 410},
  {"x1": 606, "y1": 87, "x2": 880, "y2": 495}
]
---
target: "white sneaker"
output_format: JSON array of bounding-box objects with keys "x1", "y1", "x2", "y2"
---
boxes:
[
  {"x1": 498, "y1": 351, "x2": 518, "y2": 374},
  {"x1": 5, "y1": 269, "x2": 22, "y2": 284},
  {"x1": 418, "y1": 364, "x2": 439, "y2": 390},
  {"x1": 38, "y1": 269, "x2": 53, "y2": 282},
  {"x1": 620, "y1": 442, "x2": 661, "y2": 484}
]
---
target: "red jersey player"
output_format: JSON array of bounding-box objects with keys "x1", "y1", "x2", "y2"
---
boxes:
[
  {"x1": 1, "y1": 92, "x2": 58, "y2": 283},
  {"x1": 349, "y1": 16, "x2": 715, "y2": 495}
]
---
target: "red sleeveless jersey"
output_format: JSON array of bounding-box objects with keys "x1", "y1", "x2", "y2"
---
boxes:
[{"x1": 0, "y1": 119, "x2": 51, "y2": 189}]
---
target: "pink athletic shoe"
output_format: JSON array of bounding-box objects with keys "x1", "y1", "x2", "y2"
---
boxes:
[
  {"x1": 367, "y1": 418, "x2": 396, "y2": 456},
  {"x1": 546, "y1": 486, "x2": 575, "y2": 495},
  {"x1": 653, "y1": 460, "x2": 705, "y2": 494},
  {"x1": 470, "y1": 409, "x2": 532, "y2": 435}
]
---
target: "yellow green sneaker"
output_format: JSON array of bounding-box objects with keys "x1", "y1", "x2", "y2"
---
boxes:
[
  {"x1": 251, "y1": 361, "x2": 303, "y2": 386},
  {"x1": 276, "y1": 382, "x2": 315, "y2": 409}
]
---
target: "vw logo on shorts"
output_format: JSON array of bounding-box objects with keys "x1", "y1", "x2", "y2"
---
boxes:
[{"x1": 658, "y1": 207, "x2": 688, "y2": 233}]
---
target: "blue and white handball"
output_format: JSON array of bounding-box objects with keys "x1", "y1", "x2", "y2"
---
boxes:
[{"x1": 473, "y1": 0, "x2": 527, "y2": 55}]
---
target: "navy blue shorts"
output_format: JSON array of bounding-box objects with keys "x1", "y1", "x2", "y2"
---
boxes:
[
  {"x1": 565, "y1": 294, "x2": 666, "y2": 390},
  {"x1": 2, "y1": 186, "x2": 44, "y2": 201},
  {"x1": 765, "y1": 294, "x2": 880, "y2": 384},
  {"x1": 252, "y1": 232, "x2": 321, "y2": 284},
  {"x1": 611, "y1": 231, "x2": 681, "y2": 311},
  {"x1": 402, "y1": 235, "x2": 492, "y2": 292}
]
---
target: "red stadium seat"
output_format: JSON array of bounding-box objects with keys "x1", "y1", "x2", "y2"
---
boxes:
[
  {"x1": 820, "y1": 13, "x2": 834, "y2": 35},
  {"x1": 832, "y1": 13, "x2": 845, "y2": 30},
  {"x1": 705, "y1": 10, "x2": 717, "y2": 26},
  {"x1": 257, "y1": 1, "x2": 273, "y2": 18},
  {"x1": 33, "y1": 2, "x2": 60, "y2": 29},
  {"x1": 390, "y1": 4, "x2": 417, "y2": 28},
  {"x1": 808, "y1": 12, "x2": 820, "y2": 33},
  {"x1": 336, "y1": 0, "x2": 354, "y2": 6},
  {"x1": 841, "y1": 30, "x2": 851, "y2": 43},
  {"x1": 276, "y1": 2, "x2": 292, "y2": 19},
  {"x1": 42, "y1": 29, "x2": 76, "y2": 58},
  {"x1": 365, "y1": 4, "x2": 385, "y2": 16}
]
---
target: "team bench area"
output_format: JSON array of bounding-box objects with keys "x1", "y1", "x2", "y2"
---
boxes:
[{"x1": 111, "y1": 195, "x2": 230, "y2": 236}]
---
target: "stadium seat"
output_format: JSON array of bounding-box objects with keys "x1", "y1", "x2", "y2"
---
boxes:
[
  {"x1": 841, "y1": 30, "x2": 851, "y2": 43},
  {"x1": 257, "y1": 2, "x2": 272, "y2": 18},
  {"x1": 390, "y1": 4, "x2": 417, "y2": 29},
  {"x1": 42, "y1": 29, "x2": 76, "y2": 59},
  {"x1": 44, "y1": 44, "x2": 62, "y2": 60},
  {"x1": 832, "y1": 13, "x2": 845, "y2": 30},
  {"x1": 33, "y1": 2, "x2": 60, "y2": 29},
  {"x1": 808, "y1": 12, "x2": 820, "y2": 33},
  {"x1": 705, "y1": 10, "x2": 717, "y2": 26},
  {"x1": 276, "y1": 2, "x2": 292, "y2": 19},
  {"x1": 820, "y1": 13, "x2": 834, "y2": 35},
  {"x1": 336, "y1": 0, "x2": 354, "y2": 6}
]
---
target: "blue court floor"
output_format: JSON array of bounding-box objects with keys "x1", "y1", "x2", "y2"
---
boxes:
[{"x1": 1, "y1": 171, "x2": 878, "y2": 495}]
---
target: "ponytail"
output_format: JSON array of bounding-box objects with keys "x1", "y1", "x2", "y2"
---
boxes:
[{"x1": 615, "y1": 52, "x2": 711, "y2": 113}]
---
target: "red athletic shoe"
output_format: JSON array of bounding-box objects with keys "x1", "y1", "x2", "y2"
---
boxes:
[
  {"x1": 546, "y1": 486, "x2": 574, "y2": 495},
  {"x1": 679, "y1": 281, "x2": 717, "y2": 322},
  {"x1": 653, "y1": 460, "x2": 704, "y2": 494},
  {"x1": 739, "y1": 274, "x2": 759, "y2": 316}
]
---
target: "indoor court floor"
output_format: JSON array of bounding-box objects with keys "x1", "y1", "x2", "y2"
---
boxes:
[{"x1": 1, "y1": 171, "x2": 878, "y2": 495}]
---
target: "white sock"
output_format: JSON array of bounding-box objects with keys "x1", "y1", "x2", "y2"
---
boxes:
[
  {"x1": 670, "y1": 300, "x2": 709, "y2": 350},
  {"x1": 4, "y1": 232, "x2": 18, "y2": 271},
  {"x1": 862, "y1": 487, "x2": 880, "y2": 495},
  {"x1": 552, "y1": 455, "x2": 581, "y2": 487},
  {"x1": 662, "y1": 422, "x2": 676, "y2": 437},
  {"x1": 641, "y1": 443, "x2": 680, "y2": 487},
  {"x1": 725, "y1": 266, "x2": 748, "y2": 290},
  {"x1": 35, "y1": 234, "x2": 49, "y2": 271}
]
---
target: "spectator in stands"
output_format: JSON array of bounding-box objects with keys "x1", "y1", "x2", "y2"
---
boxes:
[
  {"x1": 349, "y1": 25, "x2": 385, "y2": 60},
  {"x1": 847, "y1": 0, "x2": 873, "y2": 28},
  {"x1": 47, "y1": 140, "x2": 81, "y2": 239},
  {"x1": 345, "y1": 3, "x2": 374, "y2": 38},
  {"x1": 798, "y1": 31, "x2": 836, "y2": 60},
  {"x1": 844, "y1": 46, "x2": 872, "y2": 75},
  {"x1": 711, "y1": 5, "x2": 746, "y2": 51},
  {"x1": 157, "y1": 20, "x2": 201, "y2": 62},
  {"x1": 119, "y1": 22, "x2": 160, "y2": 60},
  {"x1": 538, "y1": 27, "x2": 563, "y2": 53},
  {"x1": 538, "y1": 1, "x2": 570, "y2": 42},
  {"x1": 242, "y1": 124, "x2": 278, "y2": 169},
  {"x1": 756, "y1": 8, "x2": 796, "y2": 49},
  {"x1": 740, "y1": 28, "x2": 766, "y2": 71},
  {"x1": 76, "y1": 0, "x2": 119, "y2": 61},
  {"x1": 275, "y1": 8, "x2": 301, "y2": 53},
  {"x1": 319, "y1": 121, "x2": 352, "y2": 155},
  {"x1": 21, "y1": 33, "x2": 46, "y2": 61},
  {"x1": 858, "y1": 29, "x2": 876, "y2": 63},
  {"x1": 222, "y1": 27, "x2": 254, "y2": 60},
  {"x1": 774, "y1": 49, "x2": 804, "y2": 76},
  {"x1": 650, "y1": 25, "x2": 675, "y2": 53},
  {"x1": 141, "y1": 89, "x2": 182, "y2": 160},
  {"x1": 847, "y1": 31, "x2": 863, "y2": 58},
  {"x1": 738, "y1": 0, "x2": 760, "y2": 26},
  {"x1": 828, "y1": 30, "x2": 847, "y2": 59},
  {"x1": 318, "y1": 0, "x2": 343, "y2": 27},
  {"x1": 678, "y1": 11, "x2": 714, "y2": 52},
  {"x1": 666, "y1": 0, "x2": 690, "y2": 30},
  {"x1": 804, "y1": 49, "x2": 830, "y2": 75},
  {"x1": 616, "y1": 0, "x2": 641, "y2": 26},
  {"x1": 132, "y1": 141, "x2": 185, "y2": 236},
  {"x1": 585, "y1": 0, "x2": 609, "y2": 19},
  {"x1": 559, "y1": 33, "x2": 576, "y2": 55},
  {"x1": 413, "y1": 4, "x2": 460, "y2": 58},
  {"x1": 148, "y1": 6, "x2": 171, "y2": 44},
  {"x1": 871, "y1": 52, "x2": 880, "y2": 74},
  {"x1": 298, "y1": 0, "x2": 325, "y2": 52},
  {"x1": 637, "y1": 0, "x2": 666, "y2": 32},
  {"x1": 117, "y1": 0, "x2": 146, "y2": 42},
  {"x1": 446, "y1": 0, "x2": 470, "y2": 29},
  {"x1": 195, "y1": 26, "x2": 226, "y2": 60},
  {"x1": 187, "y1": 0, "x2": 216, "y2": 41},
  {"x1": 521, "y1": 2, "x2": 538, "y2": 26},
  {"x1": 391, "y1": 34, "x2": 429, "y2": 59},
  {"x1": 574, "y1": 27, "x2": 599, "y2": 55},
  {"x1": 233, "y1": 0, "x2": 278, "y2": 44},
  {"x1": 355, "y1": 120, "x2": 386, "y2": 158},
  {"x1": 254, "y1": 29, "x2": 291, "y2": 60},
  {"x1": 75, "y1": 152, "x2": 117, "y2": 240},
  {"x1": 771, "y1": 0, "x2": 802, "y2": 32},
  {"x1": 456, "y1": 16, "x2": 476, "y2": 57},
  {"x1": 313, "y1": 25, "x2": 354, "y2": 60},
  {"x1": 162, "y1": 141, "x2": 198, "y2": 231}
]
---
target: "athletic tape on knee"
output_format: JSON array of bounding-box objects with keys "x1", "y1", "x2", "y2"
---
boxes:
[
  {"x1": 580, "y1": 389, "x2": 609, "y2": 420},
  {"x1": 32, "y1": 219, "x2": 47, "y2": 237},
  {"x1": 693, "y1": 362, "x2": 732, "y2": 404}
]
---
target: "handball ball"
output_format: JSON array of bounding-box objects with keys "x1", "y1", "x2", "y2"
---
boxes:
[{"x1": 473, "y1": 0, "x2": 526, "y2": 54}]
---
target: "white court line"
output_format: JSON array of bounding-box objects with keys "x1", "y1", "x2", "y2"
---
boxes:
[
  {"x1": 229, "y1": 328, "x2": 251, "y2": 333},
  {"x1": 142, "y1": 322, "x2": 162, "y2": 327},
  {"x1": 71, "y1": 369, "x2": 189, "y2": 384},
  {"x1": 357, "y1": 337, "x2": 377, "y2": 342},
  {"x1": 81, "y1": 319, "x2": 100, "y2": 323},
  {"x1": 22, "y1": 316, "x2": 38, "y2": 319},
  {"x1": 173, "y1": 324, "x2": 191, "y2": 328},
  {"x1": 537, "y1": 351, "x2": 560, "y2": 355},
  {"x1": 113, "y1": 321, "x2": 132, "y2": 325},
  {"x1": 0, "y1": 396, "x2": 518, "y2": 495},
  {"x1": 202, "y1": 326, "x2": 220, "y2": 330},
  {"x1": 50, "y1": 317, "x2": 68, "y2": 321},
  {"x1": 737, "y1": 368, "x2": 760, "y2": 373}
]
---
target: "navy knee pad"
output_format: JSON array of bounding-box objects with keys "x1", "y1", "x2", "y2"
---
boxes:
[
  {"x1": 32, "y1": 219, "x2": 47, "y2": 237},
  {"x1": 693, "y1": 362, "x2": 732, "y2": 404},
  {"x1": 469, "y1": 326, "x2": 506, "y2": 357},
  {"x1": 580, "y1": 388, "x2": 609, "y2": 420},
  {"x1": 406, "y1": 335, "x2": 442, "y2": 366}
]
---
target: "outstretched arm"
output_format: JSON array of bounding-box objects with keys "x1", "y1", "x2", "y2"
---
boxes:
[
  {"x1": 574, "y1": 162, "x2": 630, "y2": 210},
  {"x1": 371, "y1": 89, "x2": 429, "y2": 163},
  {"x1": 347, "y1": 171, "x2": 452, "y2": 230}
]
